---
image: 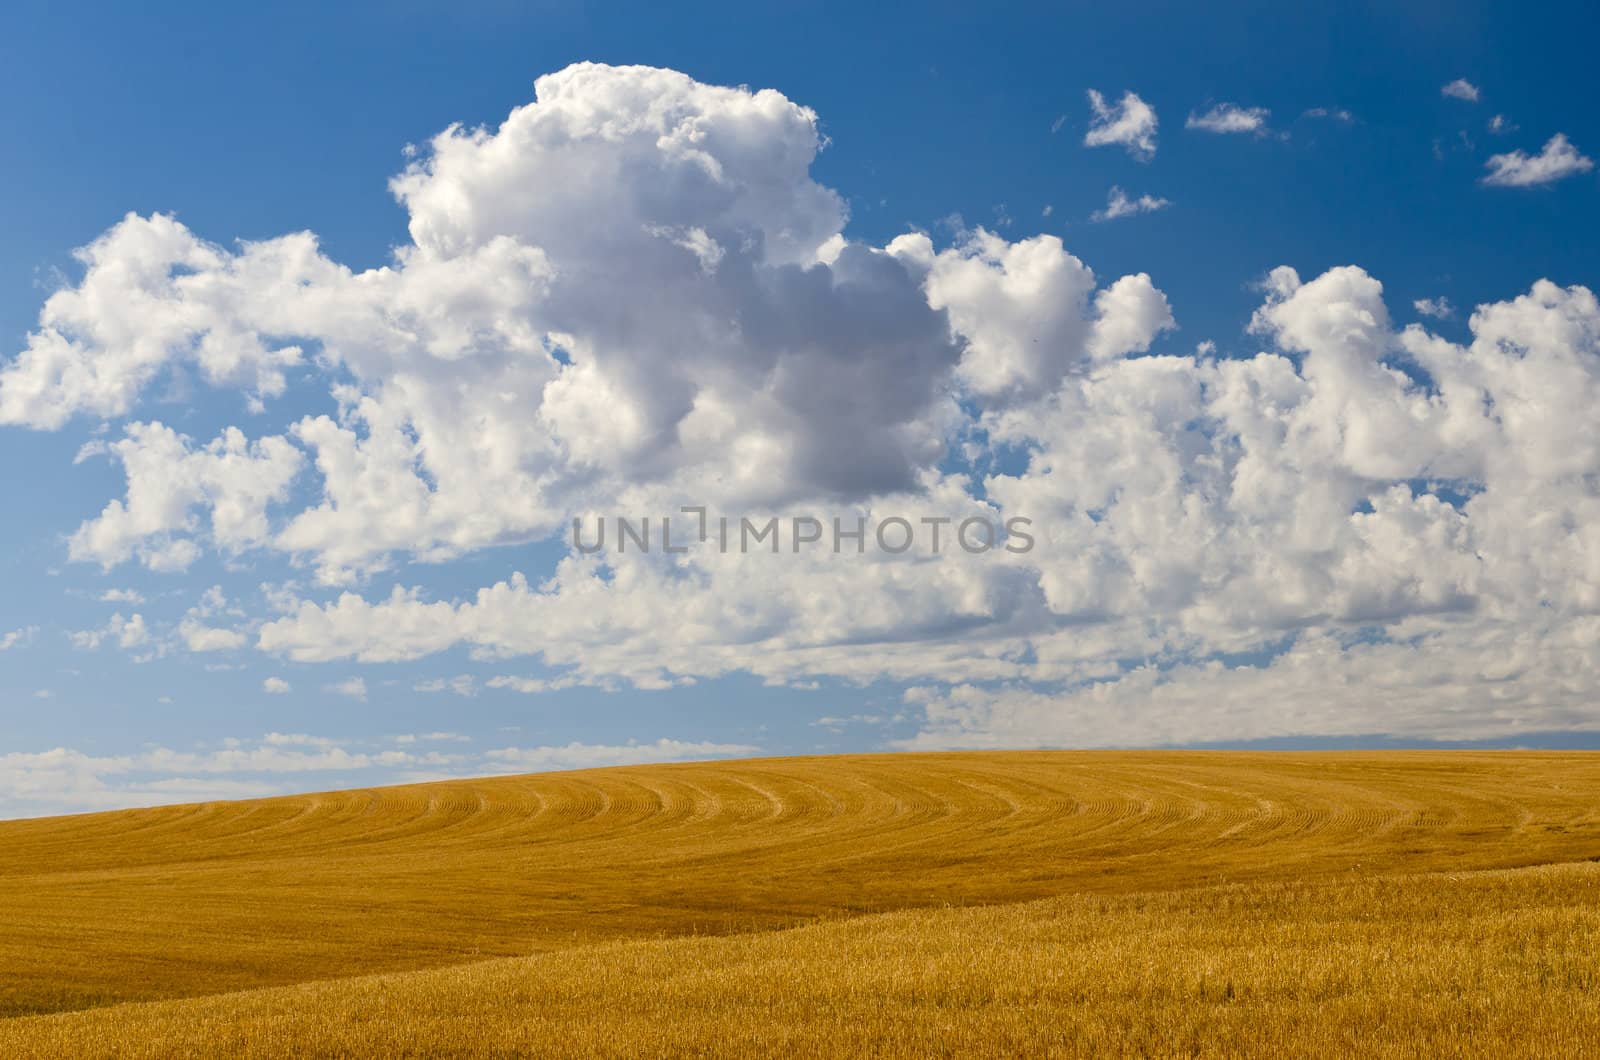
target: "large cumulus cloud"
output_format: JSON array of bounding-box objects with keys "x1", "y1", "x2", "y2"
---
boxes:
[{"x1": 6, "y1": 63, "x2": 1600, "y2": 746}]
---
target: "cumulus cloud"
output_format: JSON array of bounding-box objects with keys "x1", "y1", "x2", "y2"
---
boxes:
[
  {"x1": 1441, "y1": 79, "x2": 1481, "y2": 103},
  {"x1": 1482, "y1": 133, "x2": 1595, "y2": 187},
  {"x1": 1185, "y1": 103, "x2": 1269, "y2": 134},
  {"x1": 70, "y1": 612, "x2": 150, "y2": 652},
  {"x1": 1413, "y1": 297, "x2": 1455, "y2": 320},
  {"x1": 1084, "y1": 90, "x2": 1158, "y2": 161},
  {"x1": 8, "y1": 63, "x2": 1600, "y2": 755},
  {"x1": 1090, "y1": 187, "x2": 1172, "y2": 222}
]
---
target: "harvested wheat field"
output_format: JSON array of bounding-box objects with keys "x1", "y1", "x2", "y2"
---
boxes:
[{"x1": 3, "y1": 751, "x2": 1600, "y2": 1056}]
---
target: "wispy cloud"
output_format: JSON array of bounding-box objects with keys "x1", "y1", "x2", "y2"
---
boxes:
[
  {"x1": 1186, "y1": 103, "x2": 1269, "y2": 135},
  {"x1": 324, "y1": 677, "x2": 368, "y2": 701},
  {"x1": 1441, "y1": 78, "x2": 1481, "y2": 103},
  {"x1": 1091, "y1": 186, "x2": 1172, "y2": 222}
]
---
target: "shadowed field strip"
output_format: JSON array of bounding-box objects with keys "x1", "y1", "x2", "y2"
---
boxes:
[
  {"x1": 2, "y1": 751, "x2": 1600, "y2": 1018},
  {"x1": 3, "y1": 862, "x2": 1598, "y2": 1058}
]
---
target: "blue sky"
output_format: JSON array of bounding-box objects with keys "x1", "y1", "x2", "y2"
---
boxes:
[{"x1": 2, "y1": 0, "x2": 1598, "y2": 816}]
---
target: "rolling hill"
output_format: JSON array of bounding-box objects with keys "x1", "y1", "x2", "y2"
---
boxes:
[{"x1": 3, "y1": 751, "x2": 1599, "y2": 1055}]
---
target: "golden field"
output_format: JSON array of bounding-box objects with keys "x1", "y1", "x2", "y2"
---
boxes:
[{"x1": 2, "y1": 751, "x2": 1599, "y2": 1056}]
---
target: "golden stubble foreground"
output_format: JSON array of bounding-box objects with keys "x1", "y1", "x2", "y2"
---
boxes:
[
  {"x1": 4, "y1": 862, "x2": 1597, "y2": 1059},
  {"x1": 2, "y1": 751, "x2": 1599, "y2": 1057}
]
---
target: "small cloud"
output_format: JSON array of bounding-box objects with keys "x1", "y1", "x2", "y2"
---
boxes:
[
  {"x1": 486, "y1": 674, "x2": 583, "y2": 695},
  {"x1": 393, "y1": 731, "x2": 472, "y2": 745},
  {"x1": 1186, "y1": 103, "x2": 1270, "y2": 135},
  {"x1": 324, "y1": 677, "x2": 368, "y2": 701},
  {"x1": 1049, "y1": 114, "x2": 1066, "y2": 135},
  {"x1": 1041, "y1": 204, "x2": 1054, "y2": 218},
  {"x1": 1302, "y1": 107, "x2": 1354, "y2": 124},
  {"x1": 33, "y1": 689, "x2": 53, "y2": 700},
  {"x1": 1084, "y1": 89, "x2": 1158, "y2": 161},
  {"x1": 69, "y1": 613, "x2": 150, "y2": 652},
  {"x1": 1091, "y1": 186, "x2": 1172, "y2": 222},
  {"x1": 1482, "y1": 133, "x2": 1594, "y2": 187},
  {"x1": 0, "y1": 626, "x2": 38, "y2": 652},
  {"x1": 414, "y1": 675, "x2": 477, "y2": 697},
  {"x1": 99, "y1": 589, "x2": 144, "y2": 605},
  {"x1": 1441, "y1": 78, "x2": 1481, "y2": 103},
  {"x1": 263, "y1": 677, "x2": 292, "y2": 695},
  {"x1": 1488, "y1": 114, "x2": 1518, "y2": 136},
  {"x1": 1414, "y1": 297, "x2": 1456, "y2": 320}
]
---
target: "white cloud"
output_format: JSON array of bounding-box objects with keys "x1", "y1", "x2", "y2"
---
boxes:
[
  {"x1": 324, "y1": 677, "x2": 368, "y2": 701},
  {"x1": 98, "y1": 588, "x2": 144, "y2": 604},
  {"x1": 414, "y1": 674, "x2": 476, "y2": 697},
  {"x1": 69, "y1": 612, "x2": 150, "y2": 652},
  {"x1": 1083, "y1": 89, "x2": 1158, "y2": 161},
  {"x1": 262, "y1": 677, "x2": 292, "y2": 694},
  {"x1": 1441, "y1": 79, "x2": 1481, "y2": 103},
  {"x1": 1413, "y1": 297, "x2": 1455, "y2": 320},
  {"x1": 1482, "y1": 133, "x2": 1595, "y2": 187},
  {"x1": 486, "y1": 675, "x2": 585, "y2": 695},
  {"x1": 0, "y1": 626, "x2": 37, "y2": 652},
  {"x1": 393, "y1": 731, "x2": 471, "y2": 745},
  {"x1": 1185, "y1": 103, "x2": 1269, "y2": 134},
  {"x1": 69, "y1": 424, "x2": 301, "y2": 573},
  {"x1": 1488, "y1": 114, "x2": 1517, "y2": 135},
  {"x1": 1090, "y1": 187, "x2": 1172, "y2": 222},
  {"x1": 1302, "y1": 107, "x2": 1354, "y2": 123},
  {"x1": 10, "y1": 63, "x2": 1600, "y2": 754}
]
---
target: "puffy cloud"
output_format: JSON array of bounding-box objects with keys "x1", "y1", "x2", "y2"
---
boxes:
[
  {"x1": 1090, "y1": 187, "x2": 1172, "y2": 222},
  {"x1": 9, "y1": 63, "x2": 1600, "y2": 752},
  {"x1": 1441, "y1": 79, "x2": 1481, "y2": 103},
  {"x1": 1482, "y1": 133, "x2": 1594, "y2": 187},
  {"x1": 902, "y1": 229, "x2": 1173, "y2": 402},
  {"x1": 11, "y1": 64, "x2": 982, "y2": 586},
  {"x1": 262, "y1": 677, "x2": 292, "y2": 694},
  {"x1": 178, "y1": 585, "x2": 248, "y2": 652},
  {"x1": 1414, "y1": 297, "x2": 1455, "y2": 320},
  {"x1": 70, "y1": 612, "x2": 151, "y2": 652},
  {"x1": 1083, "y1": 90, "x2": 1158, "y2": 161},
  {"x1": 0, "y1": 214, "x2": 306, "y2": 429},
  {"x1": 1185, "y1": 103, "x2": 1269, "y2": 134},
  {"x1": 70, "y1": 423, "x2": 302, "y2": 573},
  {"x1": 248, "y1": 263, "x2": 1600, "y2": 747}
]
